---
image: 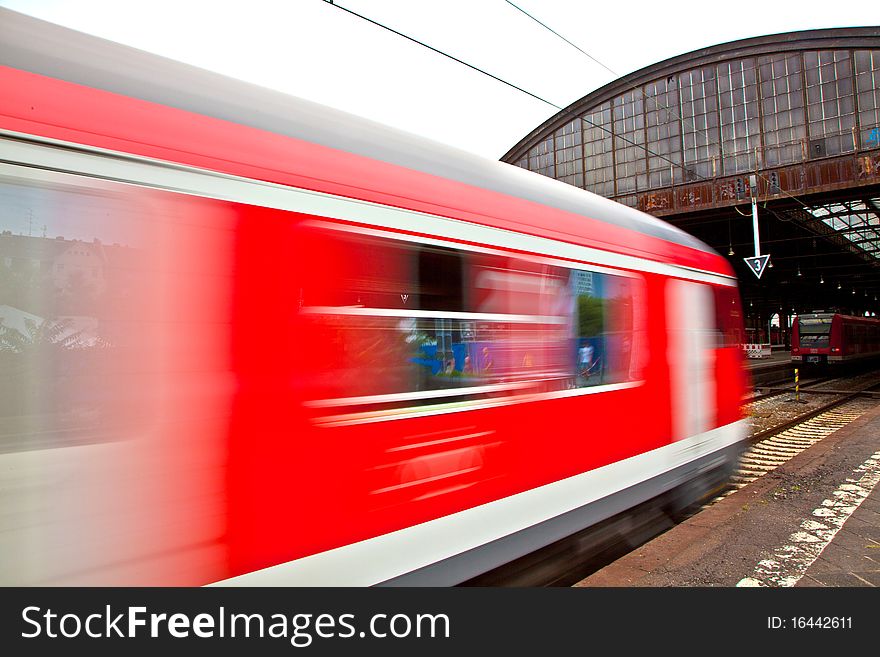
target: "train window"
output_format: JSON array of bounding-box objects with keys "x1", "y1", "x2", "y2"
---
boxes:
[
  {"x1": 297, "y1": 231, "x2": 569, "y2": 407},
  {"x1": 467, "y1": 254, "x2": 571, "y2": 387},
  {"x1": 0, "y1": 168, "x2": 239, "y2": 452},
  {"x1": 798, "y1": 315, "x2": 833, "y2": 349},
  {"x1": 799, "y1": 316, "x2": 833, "y2": 334},
  {"x1": 1, "y1": 172, "x2": 147, "y2": 448},
  {"x1": 298, "y1": 230, "x2": 485, "y2": 405},
  {"x1": 297, "y1": 224, "x2": 646, "y2": 416},
  {"x1": 418, "y1": 247, "x2": 463, "y2": 311},
  {"x1": 570, "y1": 270, "x2": 645, "y2": 387},
  {"x1": 299, "y1": 230, "x2": 415, "y2": 309}
]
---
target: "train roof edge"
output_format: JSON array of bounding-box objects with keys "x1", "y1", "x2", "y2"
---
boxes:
[{"x1": 0, "y1": 8, "x2": 718, "y2": 258}]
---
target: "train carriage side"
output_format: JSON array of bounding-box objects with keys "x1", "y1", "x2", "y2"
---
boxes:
[
  {"x1": 0, "y1": 8, "x2": 748, "y2": 586},
  {"x1": 794, "y1": 313, "x2": 880, "y2": 365},
  {"x1": 834, "y1": 314, "x2": 880, "y2": 363},
  {"x1": 831, "y1": 314, "x2": 845, "y2": 362}
]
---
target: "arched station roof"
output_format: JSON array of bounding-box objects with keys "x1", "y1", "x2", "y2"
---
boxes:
[{"x1": 502, "y1": 28, "x2": 880, "y2": 331}]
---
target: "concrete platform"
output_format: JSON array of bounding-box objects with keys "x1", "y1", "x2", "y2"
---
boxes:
[
  {"x1": 574, "y1": 400, "x2": 880, "y2": 587},
  {"x1": 744, "y1": 349, "x2": 792, "y2": 369},
  {"x1": 743, "y1": 350, "x2": 795, "y2": 386}
]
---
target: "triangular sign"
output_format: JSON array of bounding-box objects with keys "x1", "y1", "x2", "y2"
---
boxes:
[{"x1": 744, "y1": 254, "x2": 770, "y2": 279}]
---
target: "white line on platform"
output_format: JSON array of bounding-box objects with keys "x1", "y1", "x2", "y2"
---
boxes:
[{"x1": 736, "y1": 450, "x2": 880, "y2": 587}]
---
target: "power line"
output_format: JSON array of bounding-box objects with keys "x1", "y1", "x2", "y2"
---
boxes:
[
  {"x1": 322, "y1": 1, "x2": 548, "y2": 107},
  {"x1": 324, "y1": 0, "x2": 841, "y2": 249},
  {"x1": 504, "y1": 0, "x2": 617, "y2": 77},
  {"x1": 327, "y1": 2, "x2": 876, "y2": 296},
  {"x1": 504, "y1": 0, "x2": 711, "y2": 148},
  {"x1": 321, "y1": 0, "x2": 691, "y2": 178},
  {"x1": 506, "y1": 0, "x2": 741, "y2": 184},
  {"x1": 503, "y1": 1, "x2": 821, "y2": 215}
]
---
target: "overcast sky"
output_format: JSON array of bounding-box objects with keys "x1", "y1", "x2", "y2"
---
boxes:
[{"x1": 3, "y1": 0, "x2": 879, "y2": 159}]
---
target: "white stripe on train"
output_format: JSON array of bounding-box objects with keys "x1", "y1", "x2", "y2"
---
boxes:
[
  {"x1": 1, "y1": 131, "x2": 736, "y2": 288},
  {"x1": 210, "y1": 420, "x2": 748, "y2": 586}
]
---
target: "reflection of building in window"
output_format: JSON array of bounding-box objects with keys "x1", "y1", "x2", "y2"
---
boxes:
[
  {"x1": 570, "y1": 269, "x2": 593, "y2": 297},
  {"x1": 52, "y1": 241, "x2": 107, "y2": 295},
  {"x1": 0, "y1": 231, "x2": 137, "y2": 320}
]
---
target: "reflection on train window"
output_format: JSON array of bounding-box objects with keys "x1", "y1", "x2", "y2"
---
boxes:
[
  {"x1": 0, "y1": 173, "x2": 149, "y2": 448},
  {"x1": 798, "y1": 316, "x2": 832, "y2": 349},
  {"x1": 298, "y1": 227, "x2": 646, "y2": 412},
  {"x1": 571, "y1": 270, "x2": 643, "y2": 387},
  {"x1": 299, "y1": 312, "x2": 572, "y2": 405},
  {"x1": 0, "y1": 170, "x2": 238, "y2": 451},
  {"x1": 799, "y1": 317, "x2": 832, "y2": 333}
]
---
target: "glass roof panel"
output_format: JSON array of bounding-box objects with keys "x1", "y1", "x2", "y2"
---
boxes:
[{"x1": 810, "y1": 197, "x2": 880, "y2": 260}]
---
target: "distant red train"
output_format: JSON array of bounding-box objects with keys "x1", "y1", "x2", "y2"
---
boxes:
[
  {"x1": 792, "y1": 312, "x2": 880, "y2": 365},
  {"x1": 0, "y1": 9, "x2": 747, "y2": 585}
]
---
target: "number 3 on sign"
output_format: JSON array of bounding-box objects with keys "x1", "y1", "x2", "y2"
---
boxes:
[{"x1": 743, "y1": 255, "x2": 770, "y2": 279}]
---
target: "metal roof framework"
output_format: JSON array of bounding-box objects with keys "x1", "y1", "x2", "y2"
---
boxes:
[
  {"x1": 502, "y1": 27, "x2": 880, "y2": 335},
  {"x1": 805, "y1": 197, "x2": 880, "y2": 259}
]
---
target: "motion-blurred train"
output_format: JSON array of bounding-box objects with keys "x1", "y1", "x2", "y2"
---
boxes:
[
  {"x1": 791, "y1": 312, "x2": 880, "y2": 366},
  {"x1": 0, "y1": 9, "x2": 747, "y2": 585}
]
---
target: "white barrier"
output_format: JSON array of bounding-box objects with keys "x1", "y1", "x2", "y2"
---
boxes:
[{"x1": 743, "y1": 343, "x2": 772, "y2": 359}]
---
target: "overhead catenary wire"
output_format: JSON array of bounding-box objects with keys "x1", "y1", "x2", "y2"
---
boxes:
[
  {"x1": 505, "y1": 2, "x2": 880, "y2": 296},
  {"x1": 324, "y1": 0, "x2": 869, "y2": 279},
  {"x1": 505, "y1": 0, "x2": 724, "y2": 160},
  {"x1": 356, "y1": 1, "x2": 869, "y2": 301},
  {"x1": 323, "y1": 0, "x2": 549, "y2": 108},
  {"x1": 321, "y1": 0, "x2": 696, "y2": 180},
  {"x1": 503, "y1": 0, "x2": 616, "y2": 76},
  {"x1": 502, "y1": 0, "x2": 821, "y2": 216}
]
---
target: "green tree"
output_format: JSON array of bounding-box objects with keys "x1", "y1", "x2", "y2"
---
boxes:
[{"x1": 577, "y1": 295, "x2": 604, "y2": 337}]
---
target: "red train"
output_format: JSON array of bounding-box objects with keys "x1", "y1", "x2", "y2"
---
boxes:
[
  {"x1": 791, "y1": 312, "x2": 880, "y2": 365},
  {"x1": 0, "y1": 9, "x2": 747, "y2": 586}
]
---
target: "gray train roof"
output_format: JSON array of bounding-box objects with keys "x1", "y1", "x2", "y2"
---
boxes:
[{"x1": 1, "y1": 7, "x2": 714, "y2": 255}]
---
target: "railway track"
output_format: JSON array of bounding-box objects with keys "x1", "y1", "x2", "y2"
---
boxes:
[
  {"x1": 471, "y1": 373, "x2": 880, "y2": 586},
  {"x1": 722, "y1": 399, "x2": 876, "y2": 498},
  {"x1": 744, "y1": 371, "x2": 880, "y2": 438},
  {"x1": 747, "y1": 365, "x2": 880, "y2": 404},
  {"x1": 572, "y1": 373, "x2": 880, "y2": 580},
  {"x1": 747, "y1": 374, "x2": 848, "y2": 403},
  {"x1": 707, "y1": 382, "x2": 880, "y2": 505}
]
